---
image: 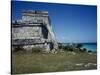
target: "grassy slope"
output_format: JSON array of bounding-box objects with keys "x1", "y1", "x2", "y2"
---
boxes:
[{"x1": 12, "y1": 52, "x2": 97, "y2": 74}]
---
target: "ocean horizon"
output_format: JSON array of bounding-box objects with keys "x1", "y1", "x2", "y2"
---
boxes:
[
  {"x1": 59, "y1": 43, "x2": 97, "y2": 52},
  {"x1": 81, "y1": 43, "x2": 97, "y2": 51}
]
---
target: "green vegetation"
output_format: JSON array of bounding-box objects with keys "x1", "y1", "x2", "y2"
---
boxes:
[
  {"x1": 32, "y1": 47, "x2": 42, "y2": 53},
  {"x1": 12, "y1": 52, "x2": 97, "y2": 74},
  {"x1": 13, "y1": 46, "x2": 25, "y2": 52},
  {"x1": 88, "y1": 50, "x2": 92, "y2": 53},
  {"x1": 82, "y1": 48, "x2": 87, "y2": 52},
  {"x1": 58, "y1": 43, "x2": 94, "y2": 53},
  {"x1": 76, "y1": 44, "x2": 82, "y2": 49},
  {"x1": 12, "y1": 43, "x2": 97, "y2": 74}
]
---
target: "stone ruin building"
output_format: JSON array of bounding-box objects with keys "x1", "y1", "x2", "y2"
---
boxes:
[{"x1": 12, "y1": 10, "x2": 58, "y2": 52}]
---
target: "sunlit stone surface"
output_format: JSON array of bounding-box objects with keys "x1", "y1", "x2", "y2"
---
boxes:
[{"x1": 12, "y1": 10, "x2": 58, "y2": 52}]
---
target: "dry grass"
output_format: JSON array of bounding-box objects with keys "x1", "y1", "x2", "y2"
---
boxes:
[{"x1": 12, "y1": 51, "x2": 97, "y2": 74}]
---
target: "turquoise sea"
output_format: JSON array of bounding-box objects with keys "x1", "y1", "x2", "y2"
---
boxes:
[
  {"x1": 61, "y1": 43, "x2": 97, "y2": 52},
  {"x1": 81, "y1": 43, "x2": 97, "y2": 51}
]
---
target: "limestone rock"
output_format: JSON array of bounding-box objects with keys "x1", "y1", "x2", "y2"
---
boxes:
[{"x1": 12, "y1": 10, "x2": 58, "y2": 52}]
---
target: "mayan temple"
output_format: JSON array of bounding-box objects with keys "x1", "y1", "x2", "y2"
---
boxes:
[{"x1": 12, "y1": 10, "x2": 58, "y2": 52}]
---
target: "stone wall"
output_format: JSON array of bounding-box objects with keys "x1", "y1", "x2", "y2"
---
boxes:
[
  {"x1": 12, "y1": 25, "x2": 42, "y2": 39},
  {"x1": 12, "y1": 10, "x2": 58, "y2": 52}
]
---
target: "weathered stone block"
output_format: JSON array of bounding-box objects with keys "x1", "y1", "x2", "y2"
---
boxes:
[{"x1": 12, "y1": 10, "x2": 58, "y2": 52}]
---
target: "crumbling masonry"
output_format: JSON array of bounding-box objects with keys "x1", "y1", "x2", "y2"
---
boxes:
[{"x1": 12, "y1": 10, "x2": 58, "y2": 52}]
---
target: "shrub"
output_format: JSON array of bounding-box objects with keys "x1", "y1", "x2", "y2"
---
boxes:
[
  {"x1": 82, "y1": 48, "x2": 87, "y2": 52},
  {"x1": 88, "y1": 50, "x2": 92, "y2": 53},
  {"x1": 58, "y1": 45, "x2": 63, "y2": 49},
  {"x1": 13, "y1": 46, "x2": 24, "y2": 52},
  {"x1": 63, "y1": 45, "x2": 73, "y2": 52},
  {"x1": 76, "y1": 44, "x2": 83, "y2": 48},
  {"x1": 32, "y1": 47, "x2": 42, "y2": 53},
  {"x1": 58, "y1": 43, "x2": 64, "y2": 49},
  {"x1": 79, "y1": 48, "x2": 87, "y2": 52}
]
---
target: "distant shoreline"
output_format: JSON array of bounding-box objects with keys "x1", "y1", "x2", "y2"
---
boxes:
[
  {"x1": 58, "y1": 43, "x2": 97, "y2": 52},
  {"x1": 58, "y1": 42, "x2": 97, "y2": 45}
]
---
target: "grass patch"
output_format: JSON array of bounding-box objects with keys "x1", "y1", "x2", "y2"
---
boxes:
[
  {"x1": 12, "y1": 51, "x2": 97, "y2": 74},
  {"x1": 32, "y1": 47, "x2": 42, "y2": 53}
]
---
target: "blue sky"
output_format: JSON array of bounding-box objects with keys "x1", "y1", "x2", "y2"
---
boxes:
[{"x1": 12, "y1": 1, "x2": 97, "y2": 43}]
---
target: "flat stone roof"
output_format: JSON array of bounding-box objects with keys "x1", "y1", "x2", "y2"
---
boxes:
[{"x1": 22, "y1": 10, "x2": 48, "y2": 14}]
